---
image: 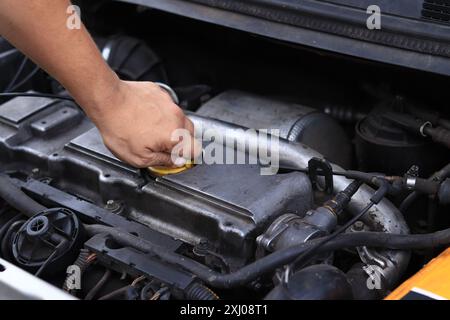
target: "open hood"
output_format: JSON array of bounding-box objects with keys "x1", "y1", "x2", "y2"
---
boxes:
[{"x1": 116, "y1": 0, "x2": 450, "y2": 76}]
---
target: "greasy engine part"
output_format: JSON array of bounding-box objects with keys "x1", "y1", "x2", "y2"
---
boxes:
[
  {"x1": 12, "y1": 208, "x2": 84, "y2": 275},
  {"x1": 187, "y1": 113, "x2": 410, "y2": 294},
  {"x1": 0, "y1": 95, "x2": 314, "y2": 269},
  {"x1": 355, "y1": 109, "x2": 450, "y2": 176},
  {"x1": 257, "y1": 180, "x2": 361, "y2": 253},
  {"x1": 197, "y1": 90, "x2": 352, "y2": 168},
  {"x1": 265, "y1": 264, "x2": 353, "y2": 300}
]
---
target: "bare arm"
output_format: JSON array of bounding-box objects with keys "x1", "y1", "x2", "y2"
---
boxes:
[{"x1": 0, "y1": 0, "x2": 196, "y2": 167}]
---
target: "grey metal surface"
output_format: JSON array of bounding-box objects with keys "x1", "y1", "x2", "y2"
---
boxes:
[
  {"x1": 0, "y1": 96, "x2": 313, "y2": 268},
  {"x1": 197, "y1": 91, "x2": 315, "y2": 139},
  {"x1": 197, "y1": 90, "x2": 352, "y2": 167},
  {"x1": 187, "y1": 112, "x2": 410, "y2": 290}
]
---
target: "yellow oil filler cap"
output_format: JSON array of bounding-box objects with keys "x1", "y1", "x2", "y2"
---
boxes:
[
  {"x1": 386, "y1": 247, "x2": 450, "y2": 300},
  {"x1": 148, "y1": 162, "x2": 194, "y2": 176}
]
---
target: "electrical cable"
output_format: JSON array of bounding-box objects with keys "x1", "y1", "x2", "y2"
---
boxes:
[
  {"x1": 34, "y1": 239, "x2": 67, "y2": 277},
  {"x1": 4, "y1": 56, "x2": 28, "y2": 92},
  {"x1": 7, "y1": 66, "x2": 40, "y2": 92}
]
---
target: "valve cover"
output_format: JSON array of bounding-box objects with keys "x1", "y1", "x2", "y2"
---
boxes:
[{"x1": 0, "y1": 96, "x2": 313, "y2": 268}]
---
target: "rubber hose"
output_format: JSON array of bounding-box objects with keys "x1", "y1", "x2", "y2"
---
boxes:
[
  {"x1": 400, "y1": 163, "x2": 450, "y2": 213},
  {"x1": 98, "y1": 285, "x2": 131, "y2": 300},
  {"x1": 85, "y1": 224, "x2": 450, "y2": 289},
  {"x1": 85, "y1": 269, "x2": 112, "y2": 300},
  {"x1": 185, "y1": 283, "x2": 219, "y2": 300},
  {"x1": 0, "y1": 219, "x2": 25, "y2": 260},
  {"x1": 0, "y1": 215, "x2": 22, "y2": 248},
  {"x1": 0, "y1": 175, "x2": 46, "y2": 217}
]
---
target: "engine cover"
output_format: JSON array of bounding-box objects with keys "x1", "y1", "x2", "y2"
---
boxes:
[{"x1": 0, "y1": 96, "x2": 313, "y2": 268}]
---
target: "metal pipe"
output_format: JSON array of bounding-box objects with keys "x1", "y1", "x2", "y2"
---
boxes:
[{"x1": 187, "y1": 113, "x2": 410, "y2": 289}]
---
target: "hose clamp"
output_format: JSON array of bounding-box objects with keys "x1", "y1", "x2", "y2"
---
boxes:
[
  {"x1": 406, "y1": 177, "x2": 417, "y2": 190},
  {"x1": 419, "y1": 121, "x2": 432, "y2": 137}
]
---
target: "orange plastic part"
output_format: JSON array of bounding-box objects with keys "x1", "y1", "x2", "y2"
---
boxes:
[
  {"x1": 148, "y1": 162, "x2": 194, "y2": 176},
  {"x1": 385, "y1": 247, "x2": 450, "y2": 300}
]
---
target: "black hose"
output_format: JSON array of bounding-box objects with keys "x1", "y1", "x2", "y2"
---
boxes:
[
  {"x1": 185, "y1": 283, "x2": 219, "y2": 300},
  {"x1": 140, "y1": 281, "x2": 160, "y2": 300},
  {"x1": 98, "y1": 285, "x2": 131, "y2": 300},
  {"x1": 399, "y1": 191, "x2": 420, "y2": 213},
  {"x1": 400, "y1": 163, "x2": 450, "y2": 213},
  {"x1": 85, "y1": 269, "x2": 112, "y2": 300},
  {"x1": 0, "y1": 214, "x2": 22, "y2": 248},
  {"x1": 0, "y1": 219, "x2": 25, "y2": 260},
  {"x1": 0, "y1": 175, "x2": 46, "y2": 217},
  {"x1": 85, "y1": 224, "x2": 450, "y2": 289}
]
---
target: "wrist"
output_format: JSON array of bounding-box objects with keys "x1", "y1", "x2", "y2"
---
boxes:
[{"x1": 71, "y1": 70, "x2": 123, "y2": 123}]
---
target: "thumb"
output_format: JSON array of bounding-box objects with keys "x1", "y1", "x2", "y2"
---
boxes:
[{"x1": 147, "y1": 152, "x2": 176, "y2": 168}]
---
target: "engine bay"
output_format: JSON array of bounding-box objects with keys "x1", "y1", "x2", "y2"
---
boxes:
[{"x1": 0, "y1": 1, "x2": 449, "y2": 301}]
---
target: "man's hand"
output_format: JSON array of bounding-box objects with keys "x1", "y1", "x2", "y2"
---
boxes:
[
  {"x1": 89, "y1": 80, "x2": 196, "y2": 168},
  {"x1": 0, "y1": 0, "x2": 198, "y2": 168}
]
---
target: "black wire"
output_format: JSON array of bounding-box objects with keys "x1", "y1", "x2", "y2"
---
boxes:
[
  {"x1": 35, "y1": 239, "x2": 67, "y2": 277},
  {"x1": 34, "y1": 249, "x2": 59, "y2": 277},
  {"x1": 4, "y1": 56, "x2": 28, "y2": 92},
  {"x1": 0, "y1": 92, "x2": 75, "y2": 102},
  {"x1": 7, "y1": 66, "x2": 40, "y2": 92}
]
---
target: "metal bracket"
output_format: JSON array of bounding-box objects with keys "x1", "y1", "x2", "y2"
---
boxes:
[{"x1": 308, "y1": 157, "x2": 334, "y2": 194}]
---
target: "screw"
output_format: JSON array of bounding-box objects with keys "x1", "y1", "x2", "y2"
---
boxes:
[
  {"x1": 353, "y1": 221, "x2": 365, "y2": 231},
  {"x1": 193, "y1": 239, "x2": 209, "y2": 256},
  {"x1": 105, "y1": 200, "x2": 121, "y2": 213}
]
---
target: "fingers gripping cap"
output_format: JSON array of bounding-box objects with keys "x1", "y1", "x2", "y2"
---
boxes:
[{"x1": 148, "y1": 162, "x2": 194, "y2": 176}]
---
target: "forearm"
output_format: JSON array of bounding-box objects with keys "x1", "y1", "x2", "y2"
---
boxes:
[{"x1": 0, "y1": 0, "x2": 119, "y2": 119}]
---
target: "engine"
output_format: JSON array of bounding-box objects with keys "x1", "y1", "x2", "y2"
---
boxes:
[{"x1": 0, "y1": 2, "x2": 450, "y2": 301}]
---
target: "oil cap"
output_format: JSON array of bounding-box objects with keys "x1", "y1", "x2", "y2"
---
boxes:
[{"x1": 148, "y1": 162, "x2": 194, "y2": 176}]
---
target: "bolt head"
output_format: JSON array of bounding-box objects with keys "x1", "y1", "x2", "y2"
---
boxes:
[{"x1": 353, "y1": 221, "x2": 365, "y2": 231}]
